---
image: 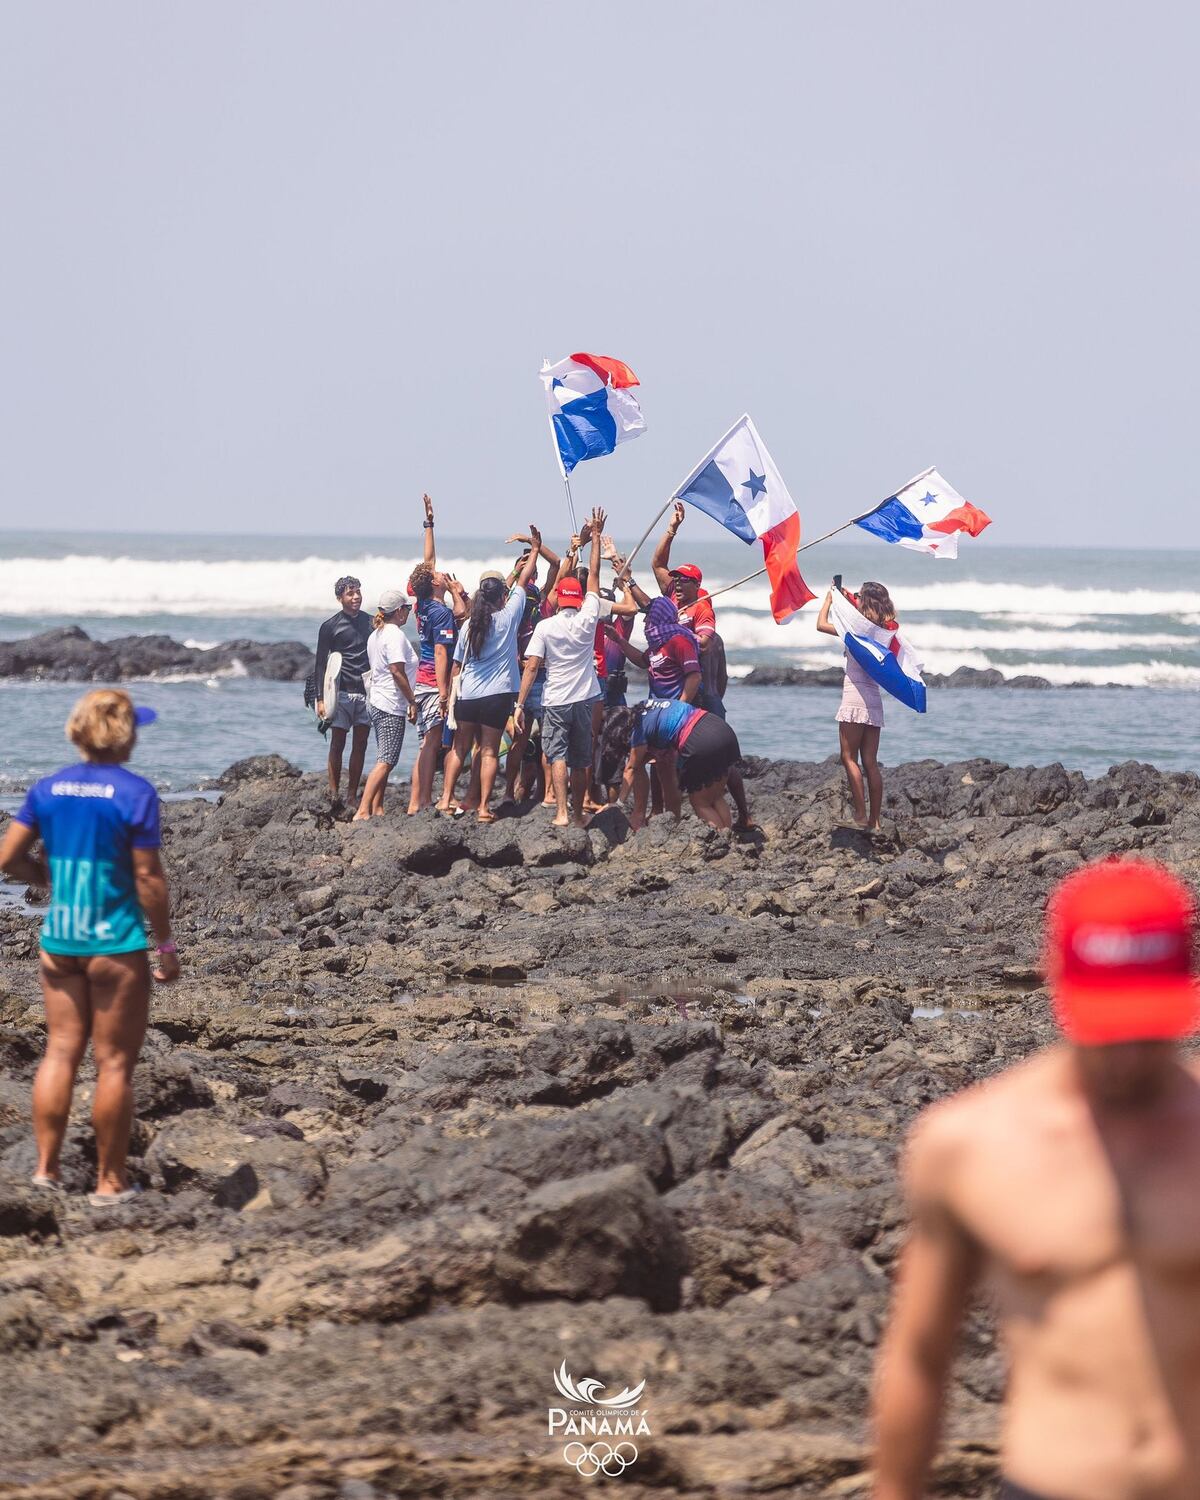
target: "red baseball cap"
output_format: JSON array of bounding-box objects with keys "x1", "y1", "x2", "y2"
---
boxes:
[
  {"x1": 1046, "y1": 859, "x2": 1198, "y2": 1045},
  {"x1": 671, "y1": 563, "x2": 703, "y2": 584},
  {"x1": 557, "y1": 577, "x2": 584, "y2": 605}
]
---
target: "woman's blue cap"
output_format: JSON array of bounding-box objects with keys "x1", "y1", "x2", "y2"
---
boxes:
[{"x1": 134, "y1": 706, "x2": 158, "y2": 727}]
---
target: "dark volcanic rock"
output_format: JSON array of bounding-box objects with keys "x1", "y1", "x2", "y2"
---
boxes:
[
  {"x1": 0, "y1": 626, "x2": 313, "y2": 682},
  {"x1": 496, "y1": 1164, "x2": 688, "y2": 1310},
  {"x1": 0, "y1": 751, "x2": 1197, "y2": 1494}
]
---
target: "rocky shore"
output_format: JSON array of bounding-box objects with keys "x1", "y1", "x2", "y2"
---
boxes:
[
  {"x1": 0, "y1": 753, "x2": 1197, "y2": 1498},
  {"x1": 2, "y1": 630, "x2": 1095, "y2": 691},
  {"x1": 0, "y1": 628, "x2": 311, "y2": 683}
]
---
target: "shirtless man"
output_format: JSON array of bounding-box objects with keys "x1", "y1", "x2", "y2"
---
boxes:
[{"x1": 873, "y1": 858, "x2": 1200, "y2": 1500}]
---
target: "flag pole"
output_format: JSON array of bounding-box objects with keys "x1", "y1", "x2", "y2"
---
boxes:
[
  {"x1": 702, "y1": 510, "x2": 874, "y2": 603},
  {"x1": 542, "y1": 356, "x2": 579, "y2": 534}
]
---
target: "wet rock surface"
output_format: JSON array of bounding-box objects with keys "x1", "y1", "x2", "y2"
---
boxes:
[{"x1": 0, "y1": 753, "x2": 1197, "y2": 1497}]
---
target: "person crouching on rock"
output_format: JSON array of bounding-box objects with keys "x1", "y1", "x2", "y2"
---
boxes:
[
  {"x1": 0, "y1": 690, "x2": 179, "y2": 1205},
  {"x1": 355, "y1": 590, "x2": 418, "y2": 821},
  {"x1": 816, "y1": 579, "x2": 894, "y2": 831},
  {"x1": 438, "y1": 531, "x2": 542, "y2": 823},
  {"x1": 596, "y1": 700, "x2": 743, "y2": 832}
]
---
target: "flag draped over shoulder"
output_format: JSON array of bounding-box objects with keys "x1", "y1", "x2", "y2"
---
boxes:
[
  {"x1": 673, "y1": 414, "x2": 815, "y2": 623},
  {"x1": 855, "y1": 468, "x2": 991, "y2": 557},
  {"x1": 540, "y1": 353, "x2": 646, "y2": 475},
  {"x1": 828, "y1": 588, "x2": 927, "y2": 713}
]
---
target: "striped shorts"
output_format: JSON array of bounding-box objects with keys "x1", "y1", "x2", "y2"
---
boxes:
[{"x1": 368, "y1": 705, "x2": 407, "y2": 768}]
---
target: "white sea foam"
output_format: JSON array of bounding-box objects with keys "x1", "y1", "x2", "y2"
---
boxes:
[
  {"x1": 0, "y1": 553, "x2": 522, "y2": 616},
  {"x1": 714, "y1": 611, "x2": 1195, "y2": 655},
  {"x1": 710, "y1": 582, "x2": 1200, "y2": 620}
]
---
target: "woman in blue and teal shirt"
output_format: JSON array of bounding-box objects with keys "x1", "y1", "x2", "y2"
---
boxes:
[{"x1": 0, "y1": 690, "x2": 178, "y2": 1205}]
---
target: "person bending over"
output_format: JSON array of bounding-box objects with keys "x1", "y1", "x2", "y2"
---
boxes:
[
  {"x1": 596, "y1": 699, "x2": 743, "y2": 833},
  {"x1": 315, "y1": 574, "x2": 373, "y2": 806},
  {"x1": 0, "y1": 690, "x2": 179, "y2": 1205},
  {"x1": 438, "y1": 532, "x2": 541, "y2": 823},
  {"x1": 355, "y1": 589, "x2": 418, "y2": 820},
  {"x1": 873, "y1": 858, "x2": 1200, "y2": 1500},
  {"x1": 816, "y1": 579, "x2": 894, "y2": 831}
]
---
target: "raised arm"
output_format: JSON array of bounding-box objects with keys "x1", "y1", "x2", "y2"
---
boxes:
[
  {"x1": 517, "y1": 526, "x2": 542, "y2": 592},
  {"x1": 871, "y1": 1112, "x2": 980, "y2": 1500},
  {"x1": 607, "y1": 540, "x2": 653, "y2": 610},
  {"x1": 652, "y1": 500, "x2": 685, "y2": 594},
  {"x1": 816, "y1": 588, "x2": 838, "y2": 637},
  {"x1": 422, "y1": 493, "x2": 436, "y2": 567},
  {"x1": 508, "y1": 531, "x2": 561, "y2": 572},
  {"x1": 586, "y1": 509, "x2": 605, "y2": 595}
]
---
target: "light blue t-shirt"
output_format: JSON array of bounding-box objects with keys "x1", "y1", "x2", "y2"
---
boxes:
[
  {"x1": 453, "y1": 585, "x2": 526, "y2": 697},
  {"x1": 15, "y1": 762, "x2": 161, "y2": 956}
]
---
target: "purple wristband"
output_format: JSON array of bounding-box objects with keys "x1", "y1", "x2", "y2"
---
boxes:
[{"x1": 156, "y1": 940, "x2": 177, "y2": 955}]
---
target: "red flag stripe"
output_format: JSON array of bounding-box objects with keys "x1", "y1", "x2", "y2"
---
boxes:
[
  {"x1": 569, "y1": 352, "x2": 640, "y2": 389},
  {"x1": 928, "y1": 501, "x2": 992, "y2": 538},
  {"x1": 760, "y1": 512, "x2": 816, "y2": 623}
]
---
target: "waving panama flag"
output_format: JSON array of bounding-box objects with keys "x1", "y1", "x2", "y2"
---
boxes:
[
  {"x1": 855, "y1": 467, "x2": 991, "y2": 557},
  {"x1": 828, "y1": 588, "x2": 927, "y2": 713},
  {"x1": 540, "y1": 353, "x2": 646, "y2": 476},
  {"x1": 673, "y1": 414, "x2": 815, "y2": 623}
]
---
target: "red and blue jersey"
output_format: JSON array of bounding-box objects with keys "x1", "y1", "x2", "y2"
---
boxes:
[
  {"x1": 633, "y1": 700, "x2": 704, "y2": 751},
  {"x1": 415, "y1": 597, "x2": 457, "y2": 687},
  {"x1": 647, "y1": 635, "x2": 700, "y2": 700}
]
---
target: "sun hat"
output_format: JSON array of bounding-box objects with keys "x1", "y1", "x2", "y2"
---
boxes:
[
  {"x1": 556, "y1": 577, "x2": 584, "y2": 605},
  {"x1": 1046, "y1": 858, "x2": 1198, "y2": 1044},
  {"x1": 671, "y1": 563, "x2": 703, "y2": 584}
]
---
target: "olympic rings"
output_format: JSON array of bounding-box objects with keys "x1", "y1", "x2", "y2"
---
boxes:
[{"x1": 562, "y1": 1440, "x2": 639, "y2": 1477}]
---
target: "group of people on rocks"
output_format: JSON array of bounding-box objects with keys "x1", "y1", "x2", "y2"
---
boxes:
[{"x1": 314, "y1": 495, "x2": 762, "y2": 832}]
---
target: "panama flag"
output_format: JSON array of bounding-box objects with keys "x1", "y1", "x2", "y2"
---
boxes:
[
  {"x1": 855, "y1": 467, "x2": 991, "y2": 558},
  {"x1": 828, "y1": 588, "x2": 927, "y2": 714},
  {"x1": 540, "y1": 353, "x2": 646, "y2": 476},
  {"x1": 673, "y1": 414, "x2": 815, "y2": 623}
]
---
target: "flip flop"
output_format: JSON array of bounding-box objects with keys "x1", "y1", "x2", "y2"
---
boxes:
[
  {"x1": 87, "y1": 1188, "x2": 142, "y2": 1208},
  {"x1": 30, "y1": 1175, "x2": 65, "y2": 1193}
]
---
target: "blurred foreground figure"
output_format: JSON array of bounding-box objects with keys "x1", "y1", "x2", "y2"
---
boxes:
[{"x1": 873, "y1": 859, "x2": 1200, "y2": 1500}]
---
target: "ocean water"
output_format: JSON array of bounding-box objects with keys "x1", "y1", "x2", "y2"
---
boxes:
[{"x1": 0, "y1": 530, "x2": 1197, "y2": 789}]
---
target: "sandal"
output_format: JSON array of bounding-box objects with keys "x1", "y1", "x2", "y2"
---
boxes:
[
  {"x1": 30, "y1": 1175, "x2": 65, "y2": 1193},
  {"x1": 87, "y1": 1188, "x2": 142, "y2": 1208}
]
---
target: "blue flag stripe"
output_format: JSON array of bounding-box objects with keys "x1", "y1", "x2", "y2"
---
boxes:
[
  {"x1": 855, "y1": 496, "x2": 924, "y2": 545},
  {"x1": 844, "y1": 631, "x2": 927, "y2": 713},
  {"x1": 551, "y1": 388, "x2": 617, "y2": 474},
  {"x1": 677, "y1": 461, "x2": 757, "y2": 545}
]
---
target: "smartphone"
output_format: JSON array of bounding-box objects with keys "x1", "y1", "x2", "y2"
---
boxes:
[{"x1": 832, "y1": 574, "x2": 842, "y2": 590}]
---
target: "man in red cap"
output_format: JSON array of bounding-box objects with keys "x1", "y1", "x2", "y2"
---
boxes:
[{"x1": 872, "y1": 858, "x2": 1200, "y2": 1500}]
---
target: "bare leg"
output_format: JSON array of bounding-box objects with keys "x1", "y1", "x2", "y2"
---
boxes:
[
  {"x1": 409, "y1": 728, "x2": 439, "y2": 814},
  {"x1": 860, "y1": 726, "x2": 883, "y2": 828},
  {"x1": 584, "y1": 702, "x2": 607, "y2": 811},
  {"x1": 437, "y1": 723, "x2": 473, "y2": 811},
  {"x1": 838, "y1": 723, "x2": 869, "y2": 826},
  {"x1": 550, "y1": 761, "x2": 570, "y2": 826},
  {"x1": 460, "y1": 735, "x2": 483, "y2": 812},
  {"x1": 346, "y1": 724, "x2": 371, "y2": 804},
  {"x1": 32, "y1": 954, "x2": 91, "y2": 1181},
  {"x1": 627, "y1": 762, "x2": 649, "y2": 831},
  {"x1": 503, "y1": 721, "x2": 530, "y2": 801},
  {"x1": 327, "y1": 727, "x2": 347, "y2": 800},
  {"x1": 541, "y1": 750, "x2": 555, "y2": 806},
  {"x1": 476, "y1": 725, "x2": 503, "y2": 822},
  {"x1": 649, "y1": 761, "x2": 664, "y2": 815},
  {"x1": 689, "y1": 780, "x2": 733, "y2": 830},
  {"x1": 728, "y1": 767, "x2": 755, "y2": 829},
  {"x1": 569, "y1": 764, "x2": 588, "y2": 827},
  {"x1": 87, "y1": 952, "x2": 150, "y2": 1197},
  {"x1": 356, "y1": 761, "x2": 390, "y2": 820}
]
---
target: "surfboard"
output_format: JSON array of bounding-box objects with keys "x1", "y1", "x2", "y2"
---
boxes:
[{"x1": 318, "y1": 651, "x2": 342, "y2": 728}]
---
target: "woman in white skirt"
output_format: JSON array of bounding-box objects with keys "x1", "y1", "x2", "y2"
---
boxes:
[{"x1": 816, "y1": 580, "x2": 895, "y2": 830}]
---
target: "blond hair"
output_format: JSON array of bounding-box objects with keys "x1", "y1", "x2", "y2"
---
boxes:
[{"x1": 66, "y1": 689, "x2": 137, "y2": 763}]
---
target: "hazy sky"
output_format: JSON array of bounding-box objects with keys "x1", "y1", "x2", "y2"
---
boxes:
[{"x1": 2, "y1": 2, "x2": 1197, "y2": 546}]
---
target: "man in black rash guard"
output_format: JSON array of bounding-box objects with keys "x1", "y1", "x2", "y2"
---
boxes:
[{"x1": 315, "y1": 575, "x2": 373, "y2": 805}]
